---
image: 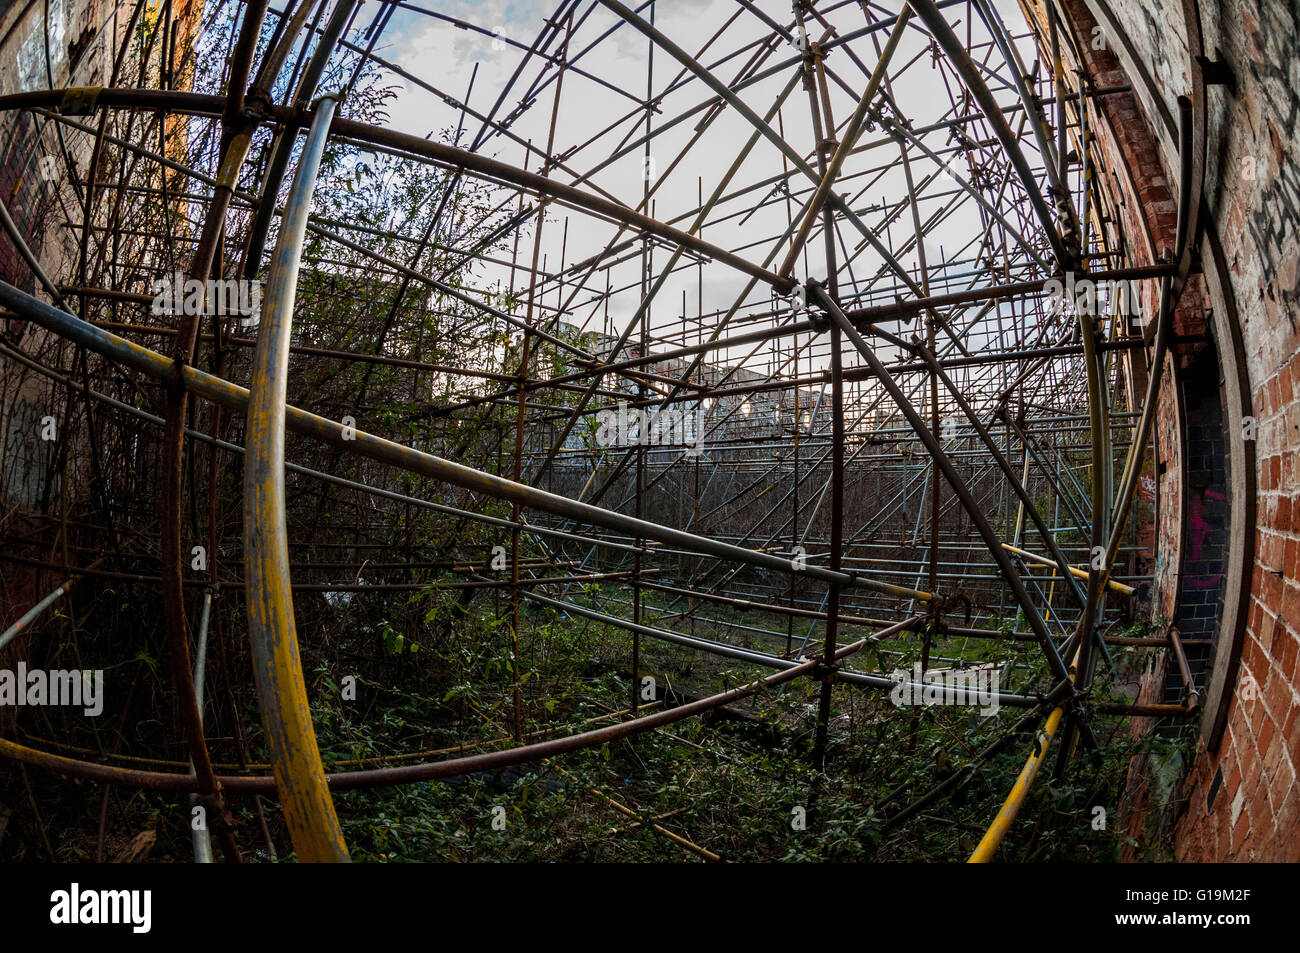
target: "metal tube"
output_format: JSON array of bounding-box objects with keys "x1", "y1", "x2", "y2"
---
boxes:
[
  {"x1": 189, "y1": 592, "x2": 215, "y2": 864},
  {"x1": 1001, "y1": 542, "x2": 1133, "y2": 596},
  {"x1": 243, "y1": 0, "x2": 359, "y2": 275},
  {"x1": 1168, "y1": 626, "x2": 1202, "y2": 712},
  {"x1": 914, "y1": 339, "x2": 1088, "y2": 609},
  {"x1": 778, "y1": 5, "x2": 913, "y2": 278},
  {"x1": 0, "y1": 580, "x2": 75, "y2": 653},
  {"x1": 0, "y1": 622, "x2": 890, "y2": 794},
  {"x1": 0, "y1": 87, "x2": 793, "y2": 293},
  {"x1": 907, "y1": 0, "x2": 1070, "y2": 265},
  {"x1": 967, "y1": 702, "x2": 1066, "y2": 862},
  {"x1": 812, "y1": 283, "x2": 1072, "y2": 686},
  {"x1": 242, "y1": 95, "x2": 350, "y2": 863},
  {"x1": 0, "y1": 279, "x2": 936, "y2": 602}
]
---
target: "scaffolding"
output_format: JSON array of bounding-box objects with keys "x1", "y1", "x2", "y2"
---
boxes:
[{"x1": 0, "y1": 0, "x2": 1204, "y2": 862}]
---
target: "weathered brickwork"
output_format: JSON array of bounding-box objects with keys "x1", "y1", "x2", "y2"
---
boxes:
[
  {"x1": 1027, "y1": 0, "x2": 1300, "y2": 860},
  {"x1": 0, "y1": 0, "x2": 202, "y2": 648}
]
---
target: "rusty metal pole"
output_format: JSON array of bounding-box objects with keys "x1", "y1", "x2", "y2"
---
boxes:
[
  {"x1": 806, "y1": 35, "x2": 842, "y2": 773},
  {"x1": 509, "y1": 12, "x2": 575, "y2": 738},
  {"x1": 632, "y1": 3, "x2": 656, "y2": 714},
  {"x1": 242, "y1": 95, "x2": 350, "y2": 863},
  {"x1": 155, "y1": 0, "x2": 268, "y2": 865},
  {"x1": 811, "y1": 284, "x2": 1074, "y2": 687}
]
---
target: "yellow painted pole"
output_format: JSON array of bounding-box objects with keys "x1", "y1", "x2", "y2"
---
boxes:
[
  {"x1": 967, "y1": 703, "x2": 1065, "y2": 862},
  {"x1": 1001, "y1": 542, "x2": 1134, "y2": 596},
  {"x1": 243, "y1": 95, "x2": 349, "y2": 862},
  {"x1": 968, "y1": 647, "x2": 1080, "y2": 862}
]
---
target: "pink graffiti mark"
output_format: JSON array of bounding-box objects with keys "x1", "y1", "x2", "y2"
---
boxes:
[{"x1": 1186, "y1": 486, "x2": 1227, "y2": 589}]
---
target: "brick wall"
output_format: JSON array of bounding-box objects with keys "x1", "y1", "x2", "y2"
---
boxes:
[{"x1": 1029, "y1": 0, "x2": 1300, "y2": 860}]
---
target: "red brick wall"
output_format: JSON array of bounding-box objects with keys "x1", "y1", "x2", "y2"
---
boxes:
[{"x1": 1028, "y1": 0, "x2": 1299, "y2": 860}]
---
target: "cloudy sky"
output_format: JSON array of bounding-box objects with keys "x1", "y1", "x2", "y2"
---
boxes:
[{"x1": 323, "y1": 1, "x2": 1050, "y2": 379}]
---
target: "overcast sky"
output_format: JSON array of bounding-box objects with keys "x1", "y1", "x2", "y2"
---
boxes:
[{"x1": 329, "y1": 1, "x2": 1049, "y2": 381}]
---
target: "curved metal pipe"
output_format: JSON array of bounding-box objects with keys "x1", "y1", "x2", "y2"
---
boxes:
[
  {"x1": 0, "y1": 87, "x2": 792, "y2": 294},
  {"x1": 0, "y1": 623, "x2": 884, "y2": 793},
  {"x1": 242, "y1": 95, "x2": 350, "y2": 863},
  {"x1": 0, "y1": 277, "x2": 938, "y2": 602}
]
